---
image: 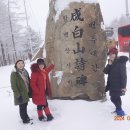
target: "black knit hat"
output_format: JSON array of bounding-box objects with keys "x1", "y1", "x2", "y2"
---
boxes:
[
  {"x1": 37, "y1": 58, "x2": 46, "y2": 66},
  {"x1": 15, "y1": 59, "x2": 24, "y2": 68}
]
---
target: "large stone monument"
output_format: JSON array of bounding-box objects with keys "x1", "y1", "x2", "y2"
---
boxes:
[{"x1": 44, "y1": 0, "x2": 107, "y2": 100}]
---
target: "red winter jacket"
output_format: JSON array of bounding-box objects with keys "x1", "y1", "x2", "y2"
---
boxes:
[{"x1": 30, "y1": 63, "x2": 54, "y2": 105}]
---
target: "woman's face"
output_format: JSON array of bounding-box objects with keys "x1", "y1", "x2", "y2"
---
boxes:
[
  {"x1": 16, "y1": 61, "x2": 25, "y2": 70},
  {"x1": 39, "y1": 64, "x2": 45, "y2": 70},
  {"x1": 109, "y1": 53, "x2": 116, "y2": 61}
]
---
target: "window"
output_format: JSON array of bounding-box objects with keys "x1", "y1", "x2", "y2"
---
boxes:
[{"x1": 118, "y1": 26, "x2": 130, "y2": 37}]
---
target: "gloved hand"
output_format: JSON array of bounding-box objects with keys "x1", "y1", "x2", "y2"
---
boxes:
[
  {"x1": 122, "y1": 88, "x2": 127, "y2": 92},
  {"x1": 121, "y1": 88, "x2": 127, "y2": 96},
  {"x1": 18, "y1": 96, "x2": 23, "y2": 103}
]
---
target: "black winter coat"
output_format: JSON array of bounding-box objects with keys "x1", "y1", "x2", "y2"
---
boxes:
[{"x1": 103, "y1": 56, "x2": 128, "y2": 96}]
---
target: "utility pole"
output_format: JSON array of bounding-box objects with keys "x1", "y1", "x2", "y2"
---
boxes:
[
  {"x1": 8, "y1": 0, "x2": 17, "y2": 60},
  {"x1": 125, "y1": 0, "x2": 130, "y2": 24},
  {"x1": 23, "y1": 0, "x2": 33, "y2": 55}
]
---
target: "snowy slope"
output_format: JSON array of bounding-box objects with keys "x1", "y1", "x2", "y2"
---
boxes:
[{"x1": 0, "y1": 53, "x2": 130, "y2": 130}]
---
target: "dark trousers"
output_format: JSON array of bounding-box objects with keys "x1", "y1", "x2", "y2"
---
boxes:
[
  {"x1": 110, "y1": 96, "x2": 122, "y2": 110},
  {"x1": 19, "y1": 103, "x2": 29, "y2": 121}
]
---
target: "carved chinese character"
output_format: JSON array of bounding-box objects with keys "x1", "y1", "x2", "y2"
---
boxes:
[
  {"x1": 68, "y1": 80, "x2": 73, "y2": 85},
  {"x1": 63, "y1": 15, "x2": 68, "y2": 22},
  {"x1": 65, "y1": 48, "x2": 71, "y2": 54},
  {"x1": 89, "y1": 21, "x2": 96, "y2": 29},
  {"x1": 71, "y1": 8, "x2": 84, "y2": 21},
  {"x1": 72, "y1": 26, "x2": 83, "y2": 39},
  {"x1": 89, "y1": 49, "x2": 98, "y2": 57},
  {"x1": 64, "y1": 32, "x2": 69, "y2": 37},
  {"x1": 73, "y1": 42, "x2": 85, "y2": 54},
  {"x1": 91, "y1": 64, "x2": 99, "y2": 72},
  {"x1": 67, "y1": 63, "x2": 71, "y2": 67},
  {"x1": 74, "y1": 58, "x2": 87, "y2": 71},
  {"x1": 76, "y1": 74, "x2": 88, "y2": 86},
  {"x1": 90, "y1": 34, "x2": 97, "y2": 44}
]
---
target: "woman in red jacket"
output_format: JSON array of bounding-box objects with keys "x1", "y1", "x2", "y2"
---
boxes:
[{"x1": 30, "y1": 58, "x2": 54, "y2": 121}]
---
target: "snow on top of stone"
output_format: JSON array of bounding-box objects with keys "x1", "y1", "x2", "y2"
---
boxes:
[{"x1": 55, "y1": 0, "x2": 98, "y2": 21}]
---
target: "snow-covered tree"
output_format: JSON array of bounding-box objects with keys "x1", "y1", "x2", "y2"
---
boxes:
[
  {"x1": 0, "y1": 0, "x2": 42, "y2": 66},
  {"x1": 110, "y1": 15, "x2": 129, "y2": 28},
  {"x1": 22, "y1": 26, "x2": 42, "y2": 54}
]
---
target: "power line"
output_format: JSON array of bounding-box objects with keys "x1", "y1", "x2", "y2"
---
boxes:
[
  {"x1": 8, "y1": 0, "x2": 17, "y2": 60},
  {"x1": 28, "y1": 0, "x2": 42, "y2": 31},
  {"x1": 27, "y1": 0, "x2": 44, "y2": 38},
  {"x1": 23, "y1": 0, "x2": 33, "y2": 55}
]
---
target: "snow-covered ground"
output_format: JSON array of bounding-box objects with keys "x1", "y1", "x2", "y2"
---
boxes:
[{"x1": 0, "y1": 53, "x2": 130, "y2": 130}]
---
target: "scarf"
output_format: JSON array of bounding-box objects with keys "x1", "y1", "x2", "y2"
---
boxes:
[{"x1": 17, "y1": 68, "x2": 29, "y2": 92}]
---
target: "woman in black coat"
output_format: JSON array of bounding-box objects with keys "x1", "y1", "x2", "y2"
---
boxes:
[{"x1": 104, "y1": 47, "x2": 128, "y2": 116}]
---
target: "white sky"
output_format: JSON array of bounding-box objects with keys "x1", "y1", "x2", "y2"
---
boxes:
[
  {"x1": 25, "y1": 0, "x2": 49, "y2": 39},
  {"x1": 26, "y1": 0, "x2": 130, "y2": 39},
  {"x1": 99, "y1": 0, "x2": 129, "y2": 25}
]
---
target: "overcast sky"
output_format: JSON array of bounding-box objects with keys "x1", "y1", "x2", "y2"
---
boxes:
[
  {"x1": 27, "y1": 0, "x2": 130, "y2": 39},
  {"x1": 25, "y1": 0, "x2": 49, "y2": 39},
  {"x1": 99, "y1": 0, "x2": 129, "y2": 25}
]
